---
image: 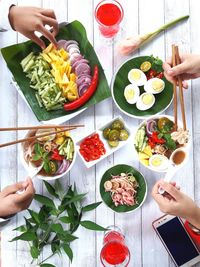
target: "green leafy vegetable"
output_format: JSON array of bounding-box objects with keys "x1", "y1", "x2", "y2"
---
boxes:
[{"x1": 11, "y1": 181, "x2": 103, "y2": 266}]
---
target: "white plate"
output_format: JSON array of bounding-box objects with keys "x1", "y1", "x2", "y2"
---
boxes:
[{"x1": 76, "y1": 116, "x2": 132, "y2": 168}]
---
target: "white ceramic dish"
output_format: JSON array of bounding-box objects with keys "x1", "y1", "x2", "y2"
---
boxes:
[
  {"x1": 77, "y1": 116, "x2": 132, "y2": 168},
  {"x1": 20, "y1": 129, "x2": 76, "y2": 180},
  {"x1": 134, "y1": 114, "x2": 191, "y2": 173}
]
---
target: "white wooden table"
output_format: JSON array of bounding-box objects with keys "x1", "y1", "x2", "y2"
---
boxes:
[{"x1": 0, "y1": 0, "x2": 200, "y2": 266}]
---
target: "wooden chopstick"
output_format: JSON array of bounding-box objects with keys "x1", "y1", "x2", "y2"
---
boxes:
[
  {"x1": 175, "y1": 46, "x2": 187, "y2": 131},
  {"x1": 172, "y1": 44, "x2": 178, "y2": 131},
  {"x1": 0, "y1": 127, "x2": 76, "y2": 148},
  {"x1": 0, "y1": 124, "x2": 84, "y2": 131}
]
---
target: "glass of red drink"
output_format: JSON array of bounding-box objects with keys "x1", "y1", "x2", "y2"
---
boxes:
[
  {"x1": 100, "y1": 226, "x2": 130, "y2": 267},
  {"x1": 95, "y1": 0, "x2": 124, "y2": 38}
]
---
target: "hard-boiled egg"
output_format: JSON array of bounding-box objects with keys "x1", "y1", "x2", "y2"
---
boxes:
[
  {"x1": 144, "y1": 78, "x2": 165, "y2": 94},
  {"x1": 136, "y1": 92, "x2": 155, "y2": 111},
  {"x1": 128, "y1": 69, "x2": 147, "y2": 86},
  {"x1": 149, "y1": 154, "x2": 169, "y2": 171},
  {"x1": 124, "y1": 84, "x2": 140, "y2": 104}
]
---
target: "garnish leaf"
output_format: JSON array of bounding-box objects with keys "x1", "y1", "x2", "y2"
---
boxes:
[
  {"x1": 80, "y1": 220, "x2": 107, "y2": 231},
  {"x1": 34, "y1": 194, "x2": 55, "y2": 209},
  {"x1": 82, "y1": 201, "x2": 102, "y2": 212},
  {"x1": 10, "y1": 232, "x2": 37, "y2": 242},
  {"x1": 62, "y1": 243, "x2": 73, "y2": 262},
  {"x1": 43, "y1": 180, "x2": 58, "y2": 198}
]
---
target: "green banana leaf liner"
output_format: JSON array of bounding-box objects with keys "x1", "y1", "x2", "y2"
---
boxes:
[
  {"x1": 1, "y1": 20, "x2": 111, "y2": 121},
  {"x1": 112, "y1": 56, "x2": 173, "y2": 118},
  {"x1": 100, "y1": 164, "x2": 147, "y2": 213}
]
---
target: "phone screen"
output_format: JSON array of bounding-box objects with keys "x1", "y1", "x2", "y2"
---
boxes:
[{"x1": 156, "y1": 217, "x2": 199, "y2": 266}]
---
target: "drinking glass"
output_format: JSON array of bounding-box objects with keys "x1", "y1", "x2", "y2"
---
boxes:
[
  {"x1": 95, "y1": 0, "x2": 124, "y2": 38},
  {"x1": 100, "y1": 226, "x2": 130, "y2": 267}
]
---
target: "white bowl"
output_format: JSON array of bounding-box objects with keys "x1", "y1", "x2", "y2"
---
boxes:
[
  {"x1": 134, "y1": 114, "x2": 190, "y2": 173},
  {"x1": 20, "y1": 129, "x2": 76, "y2": 180}
]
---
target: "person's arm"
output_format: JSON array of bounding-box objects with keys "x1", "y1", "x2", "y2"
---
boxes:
[
  {"x1": 163, "y1": 54, "x2": 200, "y2": 89},
  {"x1": 0, "y1": 178, "x2": 35, "y2": 219},
  {"x1": 0, "y1": 0, "x2": 14, "y2": 31},
  {"x1": 152, "y1": 180, "x2": 200, "y2": 229},
  {"x1": 8, "y1": 6, "x2": 58, "y2": 49}
]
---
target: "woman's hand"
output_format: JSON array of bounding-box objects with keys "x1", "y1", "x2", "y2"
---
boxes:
[
  {"x1": 152, "y1": 180, "x2": 200, "y2": 229},
  {"x1": 163, "y1": 54, "x2": 200, "y2": 89},
  {"x1": 8, "y1": 6, "x2": 58, "y2": 49},
  {"x1": 0, "y1": 178, "x2": 35, "y2": 218}
]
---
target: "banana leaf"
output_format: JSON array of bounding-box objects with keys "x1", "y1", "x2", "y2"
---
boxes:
[
  {"x1": 100, "y1": 164, "x2": 147, "y2": 213},
  {"x1": 1, "y1": 21, "x2": 111, "y2": 121},
  {"x1": 111, "y1": 56, "x2": 173, "y2": 118}
]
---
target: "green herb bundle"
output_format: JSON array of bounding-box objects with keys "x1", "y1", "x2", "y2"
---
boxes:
[{"x1": 11, "y1": 180, "x2": 105, "y2": 267}]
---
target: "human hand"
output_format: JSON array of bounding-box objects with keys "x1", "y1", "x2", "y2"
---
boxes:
[
  {"x1": 163, "y1": 54, "x2": 200, "y2": 89},
  {"x1": 0, "y1": 178, "x2": 35, "y2": 218},
  {"x1": 8, "y1": 6, "x2": 58, "y2": 49},
  {"x1": 152, "y1": 179, "x2": 200, "y2": 229}
]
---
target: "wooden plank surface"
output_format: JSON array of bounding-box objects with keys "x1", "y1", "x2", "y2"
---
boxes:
[{"x1": 0, "y1": 0, "x2": 200, "y2": 266}]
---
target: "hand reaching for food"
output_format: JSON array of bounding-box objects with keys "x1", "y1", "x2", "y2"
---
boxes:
[
  {"x1": 163, "y1": 54, "x2": 200, "y2": 89},
  {"x1": 152, "y1": 179, "x2": 200, "y2": 229},
  {"x1": 8, "y1": 6, "x2": 58, "y2": 49},
  {"x1": 0, "y1": 178, "x2": 35, "y2": 218}
]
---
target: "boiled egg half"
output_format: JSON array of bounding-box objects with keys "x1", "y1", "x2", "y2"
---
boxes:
[
  {"x1": 149, "y1": 154, "x2": 169, "y2": 171},
  {"x1": 136, "y1": 92, "x2": 155, "y2": 111},
  {"x1": 124, "y1": 84, "x2": 140, "y2": 104},
  {"x1": 128, "y1": 69, "x2": 147, "y2": 86},
  {"x1": 144, "y1": 78, "x2": 165, "y2": 94}
]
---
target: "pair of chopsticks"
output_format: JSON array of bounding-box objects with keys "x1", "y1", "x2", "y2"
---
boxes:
[
  {"x1": 0, "y1": 124, "x2": 84, "y2": 148},
  {"x1": 172, "y1": 44, "x2": 187, "y2": 131}
]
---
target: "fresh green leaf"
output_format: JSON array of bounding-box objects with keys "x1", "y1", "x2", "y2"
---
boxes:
[
  {"x1": 28, "y1": 209, "x2": 40, "y2": 224},
  {"x1": 10, "y1": 232, "x2": 36, "y2": 242},
  {"x1": 59, "y1": 216, "x2": 73, "y2": 224},
  {"x1": 38, "y1": 206, "x2": 52, "y2": 222},
  {"x1": 32, "y1": 154, "x2": 42, "y2": 161},
  {"x1": 30, "y1": 245, "x2": 39, "y2": 259},
  {"x1": 51, "y1": 223, "x2": 64, "y2": 234},
  {"x1": 34, "y1": 194, "x2": 55, "y2": 209},
  {"x1": 61, "y1": 193, "x2": 87, "y2": 206},
  {"x1": 58, "y1": 232, "x2": 78, "y2": 242},
  {"x1": 62, "y1": 244, "x2": 73, "y2": 262},
  {"x1": 43, "y1": 181, "x2": 58, "y2": 198},
  {"x1": 82, "y1": 201, "x2": 102, "y2": 212},
  {"x1": 163, "y1": 133, "x2": 177, "y2": 150},
  {"x1": 13, "y1": 225, "x2": 27, "y2": 232},
  {"x1": 54, "y1": 180, "x2": 65, "y2": 200},
  {"x1": 34, "y1": 143, "x2": 42, "y2": 155},
  {"x1": 80, "y1": 221, "x2": 107, "y2": 231},
  {"x1": 43, "y1": 161, "x2": 51, "y2": 174},
  {"x1": 51, "y1": 235, "x2": 60, "y2": 253}
]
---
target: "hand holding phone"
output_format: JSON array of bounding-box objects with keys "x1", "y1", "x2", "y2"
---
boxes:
[
  {"x1": 152, "y1": 179, "x2": 200, "y2": 229},
  {"x1": 153, "y1": 215, "x2": 200, "y2": 267}
]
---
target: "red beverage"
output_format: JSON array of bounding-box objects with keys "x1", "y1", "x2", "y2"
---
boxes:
[
  {"x1": 100, "y1": 227, "x2": 130, "y2": 267},
  {"x1": 95, "y1": 0, "x2": 124, "y2": 38}
]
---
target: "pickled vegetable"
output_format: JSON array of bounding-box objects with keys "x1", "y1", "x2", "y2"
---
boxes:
[
  {"x1": 108, "y1": 140, "x2": 119, "y2": 147},
  {"x1": 103, "y1": 128, "x2": 111, "y2": 140},
  {"x1": 49, "y1": 161, "x2": 58, "y2": 174},
  {"x1": 140, "y1": 61, "x2": 151, "y2": 72},
  {"x1": 119, "y1": 129, "x2": 129, "y2": 141},
  {"x1": 111, "y1": 120, "x2": 124, "y2": 130},
  {"x1": 108, "y1": 129, "x2": 120, "y2": 141}
]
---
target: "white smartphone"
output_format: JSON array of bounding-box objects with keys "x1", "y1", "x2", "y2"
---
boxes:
[{"x1": 152, "y1": 215, "x2": 200, "y2": 267}]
